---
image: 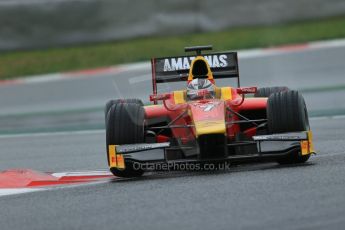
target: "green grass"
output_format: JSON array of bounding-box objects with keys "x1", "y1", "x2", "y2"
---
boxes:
[{"x1": 1, "y1": 16, "x2": 345, "y2": 79}]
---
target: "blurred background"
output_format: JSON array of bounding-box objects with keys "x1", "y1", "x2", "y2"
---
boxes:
[{"x1": 1, "y1": 0, "x2": 345, "y2": 50}]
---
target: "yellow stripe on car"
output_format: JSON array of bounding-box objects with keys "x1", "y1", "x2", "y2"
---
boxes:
[
  {"x1": 116, "y1": 154, "x2": 125, "y2": 169},
  {"x1": 300, "y1": 131, "x2": 315, "y2": 156},
  {"x1": 108, "y1": 145, "x2": 126, "y2": 169},
  {"x1": 188, "y1": 56, "x2": 214, "y2": 81},
  {"x1": 220, "y1": 87, "x2": 232, "y2": 100},
  {"x1": 300, "y1": 140, "x2": 309, "y2": 155},
  {"x1": 173, "y1": 90, "x2": 186, "y2": 104},
  {"x1": 194, "y1": 120, "x2": 226, "y2": 137},
  {"x1": 108, "y1": 145, "x2": 117, "y2": 167},
  {"x1": 307, "y1": 130, "x2": 315, "y2": 153}
]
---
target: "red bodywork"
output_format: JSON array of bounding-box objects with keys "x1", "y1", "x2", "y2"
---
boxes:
[{"x1": 145, "y1": 89, "x2": 267, "y2": 144}]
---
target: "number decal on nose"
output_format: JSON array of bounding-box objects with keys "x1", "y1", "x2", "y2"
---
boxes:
[{"x1": 201, "y1": 104, "x2": 215, "y2": 112}]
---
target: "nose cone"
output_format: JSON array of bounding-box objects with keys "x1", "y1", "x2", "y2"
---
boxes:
[{"x1": 189, "y1": 100, "x2": 226, "y2": 137}]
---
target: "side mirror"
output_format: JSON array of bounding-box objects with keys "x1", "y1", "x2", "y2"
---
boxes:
[
  {"x1": 237, "y1": 87, "x2": 257, "y2": 94},
  {"x1": 150, "y1": 93, "x2": 171, "y2": 102}
]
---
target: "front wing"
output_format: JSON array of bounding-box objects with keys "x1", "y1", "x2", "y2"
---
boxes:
[{"x1": 107, "y1": 131, "x2": 314, "y2": 170}]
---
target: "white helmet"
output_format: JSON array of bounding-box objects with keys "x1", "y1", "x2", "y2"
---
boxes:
[{"x1": 187, "y1": 78, "x2": 215, "y2": 100}]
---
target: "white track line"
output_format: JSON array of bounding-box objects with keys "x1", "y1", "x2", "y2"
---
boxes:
[
  {"x1": 310, "y1": 115, "x2": 345, "y2": 121},
  {"x1": 51, "y1": 170, "x2": 111, "y2": 178},
  {"x1": 309, "y1": 38, "x2": 345, "y2": 50},
  {"x1": 0, "y1": 188, "x2": 47, "y2": 197},
  {"x1": 332, "y1": 115, "x2": 345, "y2": 120}
]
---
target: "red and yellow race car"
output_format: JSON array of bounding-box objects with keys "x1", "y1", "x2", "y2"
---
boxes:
[{"x1": 105, "y1": 45, "x2": 315, "y2": 177}]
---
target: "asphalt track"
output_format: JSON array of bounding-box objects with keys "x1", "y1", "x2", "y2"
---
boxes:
[
  {"x1": 0, "y1": 45, "x2": 344, "y2": 230},
  {"x1": 0, "y1": 117, "x2": 345, "y2": 230}
]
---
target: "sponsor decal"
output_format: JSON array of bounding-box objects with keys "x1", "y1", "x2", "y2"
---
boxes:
[
  {"x1": 200, "y1": 104, "x2": 216, "y2": 112},
  {"x1": 253, "y1": 133, "x2": 307, "y2": 141},
  {"x1": 198, "y1": 101, "x2": 221, "y2": 112},
  {"x1": 163, "y1": 55, "x2": 229, "y2": 72},
  {"x1": 237, "y1": 87, "x2": 257, "y2": 94},
  {"x1": 116, "y1": 142, "x2": 170, "y2": 153}
]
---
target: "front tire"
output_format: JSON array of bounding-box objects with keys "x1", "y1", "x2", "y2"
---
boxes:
[
  {"x1": 104, "y1": 98, "x2": 143, "y2": 120},
  {"x1": 267, "y1": 90, "x2": 310, "y2": 164},
  {"x1": 106, "y1": 102, "x2": 145, "y2": 177}
]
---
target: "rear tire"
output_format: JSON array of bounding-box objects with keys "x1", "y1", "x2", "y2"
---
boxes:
[
  {"x1": 267, "y1": 90, "x2": 310, "y2": 164},
  {"x1": 255, "y1": 86, "x2": 289, "y2": 97},
  {"x1": 106, "y1": 102, "x2": 145, "y2": 177}
]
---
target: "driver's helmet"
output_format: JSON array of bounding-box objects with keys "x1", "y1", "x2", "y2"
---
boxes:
[{"x1": 186, "y1": 78, "x2": 216, "y2": 100}]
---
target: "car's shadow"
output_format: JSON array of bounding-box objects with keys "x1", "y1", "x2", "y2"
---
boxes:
[{"x1": 110, "y1": 161, "x2": 315, "y2": 183}]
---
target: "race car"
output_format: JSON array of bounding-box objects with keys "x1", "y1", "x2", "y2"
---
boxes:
[{"x1": 105, "y1": 45, "x2": 315, "y2": 178}]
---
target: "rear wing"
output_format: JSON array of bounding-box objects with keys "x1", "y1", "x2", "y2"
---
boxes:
[{"x1": 151, "y1": 51, "x2": 240, "y2": 95}]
